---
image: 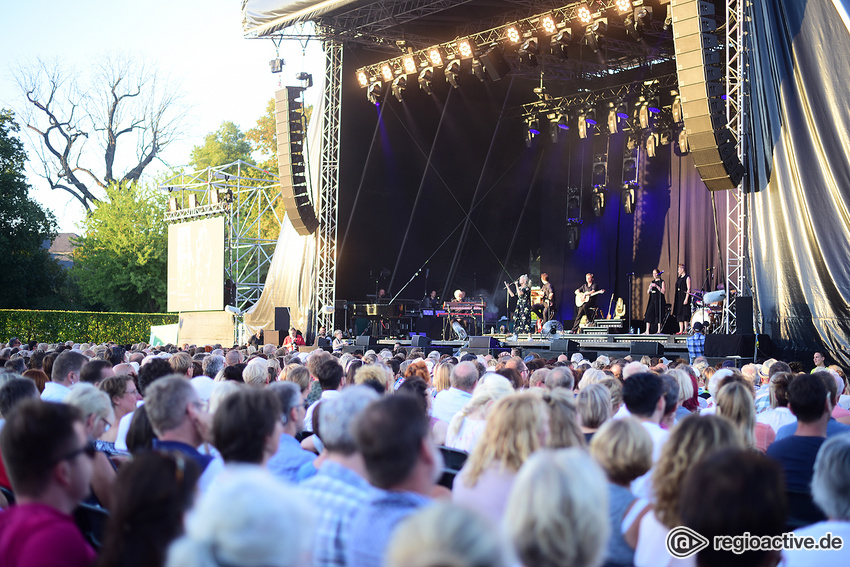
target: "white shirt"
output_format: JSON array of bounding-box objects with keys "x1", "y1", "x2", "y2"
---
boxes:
[
  {"x1": 114, "y1": 400, "x2": 145, "y2": 452},
  {"x1": 40, "y1": 382, "x2": 71, "y2": 403},
  {"x1": 431, "y1": 388, "x2": 472, "y2": 423},
  {"x1": 634, "y1": 510, "x2": 696, "y2": 567},
  {"x1": 303, "y1": 389, "x2": 341, "y2": 433},
  {"x1": 756, "y1": 406, "x2": 797, "y2": 434},
  {"x1": 630, "y1": 421, "x2": 669, "y2": 501}
]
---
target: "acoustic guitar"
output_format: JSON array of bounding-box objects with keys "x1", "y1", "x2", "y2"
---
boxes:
[{"x1": 575, "y1": 289, "x2": 605, "y2": 307}]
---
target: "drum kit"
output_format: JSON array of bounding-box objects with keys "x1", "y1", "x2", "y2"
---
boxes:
[{"x1": 688, "y1": 289, "x2": 726, "y2": 333}]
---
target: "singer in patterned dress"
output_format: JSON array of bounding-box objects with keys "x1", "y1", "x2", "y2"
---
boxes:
[{"x1": 505, "y1": 275, "x2": 532, "y2": 333}]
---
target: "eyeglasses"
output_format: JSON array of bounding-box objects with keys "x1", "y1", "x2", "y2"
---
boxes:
[
  {"x1": 99, "y1": 416, "x2": 113, "y2": 433},
  {"x1": 125, "y1": 388, "x2": 139, "y2": 396},
  {"x1": 54, "y1": 438, "x2": 97, "y2": 464}
]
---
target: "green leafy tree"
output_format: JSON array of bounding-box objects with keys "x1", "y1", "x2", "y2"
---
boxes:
[
  {"x1": 0, "y1": 108, "x2": 67, "y2": 309},
  {"x1": 245, "y1": 97, "x2": 313, "y2": 170},
  {"x1": 190, "y1": 121, "x2": 253, "y2": 171},
  {"x1": 71, "y1": 182, "x2": 167, "y2": 312}
]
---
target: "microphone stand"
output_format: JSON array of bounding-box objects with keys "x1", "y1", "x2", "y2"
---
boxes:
[{"x1": 627, "y1": 273, "x2": 634, "y2": 333}]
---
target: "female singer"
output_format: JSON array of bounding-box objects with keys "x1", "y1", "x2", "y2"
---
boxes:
[
  {"x1": 505, "y1": 275, "x2": 532, "y2": 333},
  {"x1": 644, "y1": 269, "x2": 666, "y2": 334},
  {"x1": 674, "y1": 264, "x2": 692, "y2": 335}
]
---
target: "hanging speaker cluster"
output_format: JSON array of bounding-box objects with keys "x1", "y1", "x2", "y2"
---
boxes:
[
  {"x1": 276, "y1": 87, "x2": 319, "y2": 235},
  {"x1": 671, "y1": 0, "x2": 744, "y2": 191}
]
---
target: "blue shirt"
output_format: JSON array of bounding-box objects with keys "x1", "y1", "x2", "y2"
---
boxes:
[
  {"x1": 346, "y1": 490, "x2": 430, "y2": 567},
  {"x1": 686, "y1": 333, "x2": 705, "y2": 363},
  {"x1": 774, "y1": 418, "x2": 850, "y2": 441},
  {"x1": 431, "y1": 388, "x2": 472, "y2": 423},
  {"x1": 152, "y1": 439, "x2": 213, "y2": 473},
  {"x1": 267, "y1": 434, "x2": 316, "y2": 483},
  {"x1": 298, "y1": 462, "x2": 379, "y2": 567}
]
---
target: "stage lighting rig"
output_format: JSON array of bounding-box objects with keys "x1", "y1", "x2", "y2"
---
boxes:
[
  {"x1": 622, "y1": 183, "x2": 637, "y2": 213},
  {"x1": 392, "y1": 76, "x2": 407, "y2": 102},
  {"x1": 456, "y1": 38, "x2": 477, "y2": 59},
  {"x1": 549, "y1": 111, "x2": 569, "y2": 142},
  {"x1": 402, "y1": 54, "x2": 418, "y2": 75},
  {"x1": 380, "y1": 63, "x2": 394, "y2": 83},
  {"x1": 357, "y1": 70, "x2": 369, "y2": 88},
  {"x1": 419, "y1": 67, "x2": 435, "y2": 95},
  {"x1": 426, "y1": 46, "x2": 447, "y2": 67},
  {"x1": 367, "y1": 82, "x2": 383, "y2": 105},
  {"x1": 295, "y1": 72, "x2": 313, "y2": 88},
  {"x1": 519, "y1": 37, "x2": 540, "y2": 67},
  {"x1": 577, "y1": 3, "x2": 593, "y2": 25},
  {"x1": 446, "y1": 59, "x2": 462, "y2": 88},
  {"x1": 616, "y1": 0, "x2": 632, "y2": 13},
  {"x1": 625, "y1": 5, "x2": 652, "y2": 40},
  {"x1": 675, "y1": 129, "x2": 689, "y2": 155},
  {"x1": 578, "y1": 107, "x2": 597, "y2": 139},
  {"x1": 471, "y1": 59, "x2": 488, "y2": 82},
  {"x1": 584, "y1": 18, "x2": 607, "y2": 53},
  {"x1": 645, "y1": 131, "x2": 659, "y2": 158},
  {"x1": 526, "y1": 116, "x2": 541, "y2": 147},
  {"x1": 592, "y1": 185, "x2": 606, "y2": 217},
  {"x1": 550, "y1": 29, "x2": 572, "y2": 58},
  {"x1": 505, "y1": 25, "x2": 522, "y2": 44},
  {"x1": 269, "y1": 58, "x2": 284, "y2": 74},
  {"x1": 539, "y1": 13, "x2": 559, "y2": 36},
  {"x1": 567, "y1": 186, "x2": 581, "y2": 216},
  {"x1": 566, "y1": 220, "x2": 582, "y2": 250}
]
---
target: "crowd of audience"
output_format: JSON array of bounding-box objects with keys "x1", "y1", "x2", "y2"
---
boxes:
[{"x1": 0, "y1": 335, "x2": 849, "y2": 567}]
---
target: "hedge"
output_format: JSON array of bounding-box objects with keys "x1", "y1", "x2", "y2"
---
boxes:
[{"x1": 0, "y1": 310, "x2": 178, "y2": 345}]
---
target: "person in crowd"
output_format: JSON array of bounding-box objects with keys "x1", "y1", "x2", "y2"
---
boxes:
[
  {"x1": 666, "y1": 368, "x2": 698, "y2": 422},
  {"x1": 445, "y1": 373, "x2": 513, "y2": 453},
  {"x1": 64, "y1": 382, "x2": 118, "y2": 508},
  {"x1": 715, "y1": 380, "x2": 775, "y2": 452},
  {"x1": 686, "y1": 322, "x2": 706, "y2": 362},
  {"x1": 767, "y1": 373, "x2": 832, "y2": 526},
  {"x1": 545, "y1": 366, "x2": 575, "y2": 391},
  {"x1": 783, "y1": 434, "x2": 850, "y2": 565},
  {"x1": 432, "y1": 361, "x2": 478, "y2": 423},
  {"x1": 0, "y1": 400, "x2": 97, "y2": 566},
  {"x1": 347, "y1": 395, "x2": 442, "y2": 567},
  {"x1": 543, "y1": 388, "x2": 587, "y2": 448},
  {"x1": 332, "y1": 330, "x2": 346, "y2": 353},
  {"x1": 283, "y1": 327, "x2": 306, "y2": 353},
  {"x1": 165, "y1": 468, "x2": 312, "y2": 567},
  {"x1": 589, "y1": 418, "x2": 653, "y2": 567},
  {"x1": 774, "y1": 371, "x2": 850, "y2": 440},
  {"x1": 224, "y1": 349, "x2": 243, "y2": 367},
  {"x1": 0, "y1": 378, "x2": 40, "y2": 493},
  {"x1": 241, "y1": 358, "x2": 270, "y2": 387},
  {"x1": 679, "y1": 449, "x2": 786, "y2": 567},
  {"x1": 266, "y1": 381, "x2": 316, "y2": 482},
  {"x1": 97, "y1": 375, "x2": 141, "y2": 455},
  {"x1": 125, "y1": 405, "x2": 156, "y2": 454},
  {"x1": 577, "y1": 383, "x2": 612, "y2": 443},
  {"x1": 96, "y1": 452, "x2": 200, "y2": 567},
  {"x1": 168, "y1": 352, "x2": 194, "y2": 378},
  {"x1": 634, "y1": 415, "x2": 743, "y2": 567},
  {"x1": 304, "y1": 355, "x2": 345, "y2": 434},
  {"x1": 42, "y1": 349, "x2": 87, "y2": 402},
  {"x1": 452, "y1": 392, "x2": 549, "y2": 526},
  {"x1": 812, "y1": 351, "x2": 827, "y2": 372},
  {"x1": 431, "y1": 361, "x2": 453, "y2": 394},
  {"x1": 144, "y1": 376, "x2": 214, "y2": 473},
  {"x1": 114, "y1": 357, "x2": 173, "y2": 452},
  {"x1": 80, "y1": 359, "x2": 115, "y2": 385},
  {"x1": 621, "y1": 372, "x2": 668, "y2": 499},
  {"x1": 386, "y1": 501, "x2": 510, "y2": 567},
  {"x1": 756, "y1": 371, "x2": 797, "y2": 435},
  {"x1": 298, "y1": 386, "x2": 380, "y2": 567},
  {"x1": 21, "y1": 368, "x2": 49, "y2": 393},
  {"x1": 505, "y1": 448, "x2": 610, "y2": 567},
  {"x1": 212, "y1": 387, "x2": 282, "y2": 470}
]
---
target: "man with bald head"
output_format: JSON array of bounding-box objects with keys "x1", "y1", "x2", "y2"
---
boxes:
[{"x1": 431, "y1": 360, "x2": 478, "y2": 422}]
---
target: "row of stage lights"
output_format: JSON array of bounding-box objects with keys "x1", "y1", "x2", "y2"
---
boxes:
[{"x1": 356, "y1": 0, "x2": 671, "y2": 104}]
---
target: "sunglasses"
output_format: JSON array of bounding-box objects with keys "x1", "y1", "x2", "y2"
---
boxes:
[{"x1": 55, "y1": 438, "x2": 97, "y2": 464}]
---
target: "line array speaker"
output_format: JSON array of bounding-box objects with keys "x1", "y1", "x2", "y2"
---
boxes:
[
  {"x1": 672, "y1": 0, "x2": 744, "y2": 191},
  {"x1": 276, "y1": 87, "x2": 319, "y2": 235}
]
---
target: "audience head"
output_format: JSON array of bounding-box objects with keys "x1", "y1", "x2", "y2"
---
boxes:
[
  {"x1": 542, "y1": 389, "x2": 586, "y2": 449},
  {"x1": 202, "y1": 354, "x2": 226, "y2": 379},
  {"x1": 577, "y1": 383, "x2": 611, "y2": 430},
  {"x1": 787, "y1": 373, "x2": 829, "y2": 423},
  {"x1": 715, "y1": 381, "x2": 757, "y2": 447},
  {"x1": 79, "y1": 359, "x2": 114, "y2": 385},
  {"x1": 313, "y1": 356, "x2": 344, "y2": 391},
  {"x1": 545, "y1": 366, "x2": 574, "y2": 391},
  {"x1": 65, "y1": 382, "x2": 115, "y2": 439},
  {"x1": 590, "y1": 417, "x2": 653, "y2": 485},
  {"x1": 242, "y1": 359, "x2": 270, "y2": 387},
  {"x1": 679, "y1": 449, "x2": 785, "y2": 567},
  {"x1": 137, "y1": 357, "x2": 174, "y2": 397},
  {"x1": 145, "y1": 376, "x2": 209, "y2": 445},
  {"x1": 447, "y1": 373, "x2": 513, "y2": 440},
  {"x1": 811, "y1": 434, "x2": 850, "y2": 520},
  {"x1": 622, "y1": 372, "x2": 664, "y2": 419},
  {"x1": 267, "y1": 381, "x2": 306, "y2": 435},
  {"x1": 0, "y1": 378, "x2": 39, "y2": 418},
  {"x1": 450, "y1": 361, "x2": 479, "y2": 393},
  {"x1": 320, "y1": 385, "x2": 380, "y2": 455},
  {"x1": 126, "y1": 405, "x2": 156, "y2": 454},
  {"x1": 51, "y1": 350, "x2": 88, "y2": 385},
  {"x1": 505, "y1": 449, "x2": 609, "y2": 567},
  {"x1": 169, "y1": 352, "x2": 193, "y2": 377},
  {"x1": 213, "y1": 388, "x2": 281, "y2": 465}
]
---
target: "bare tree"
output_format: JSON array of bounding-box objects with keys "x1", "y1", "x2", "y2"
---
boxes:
[{"x1": 16, "y1": 55, "x2": 184, "y2": 211}]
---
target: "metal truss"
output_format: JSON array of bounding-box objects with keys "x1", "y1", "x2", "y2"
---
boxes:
[
  {"x1": 723, "y1": 0, "x2": 746, "y2": 333},
  {"x1": 314, "y1": 41, "x2": 343, "y2": 334},
  {"x1": 160, "y1": 161, "x2": 283, "y2": 311}
]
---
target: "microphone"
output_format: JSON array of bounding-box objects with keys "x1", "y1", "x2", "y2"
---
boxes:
[
  {"x1": 627, "y1": 272, "x2": 635, "y2": 276},
  {"x1": 658, "y1": 270, "x2": 664, "y2": 275},
  {"x1": 707, "y1": 267, "x2": 715, "y2": 272}
]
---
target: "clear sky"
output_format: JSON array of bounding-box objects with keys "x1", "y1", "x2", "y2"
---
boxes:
[{"x1": 0, "y1": 0, "x2": 324, "y2": 232}]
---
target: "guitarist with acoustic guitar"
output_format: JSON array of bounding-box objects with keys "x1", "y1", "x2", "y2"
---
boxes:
[{"x1": 571, "y1": 273, "x2": 605, "y2": 333}]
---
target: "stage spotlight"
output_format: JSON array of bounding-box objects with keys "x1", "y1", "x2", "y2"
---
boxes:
[
  {"x1": 402, "y1": 54, "x2": 418, "y2": 75},
  {"x1": 622, "y1": 182, "x2": 637, "y2": 214},
  {"x1": 622, "y1": 145, "x2": 639, "y2": 184},
  {"x1": 356, "y1": 70, "x2": 369, "y2": 88},
  {"x1": 367, "y1": 81, "x2": 383, "y2": 105},
  {"x1": 456, "y1": 38, "x2": 476, "y2": 59},
  {"x1": 168, "y1": 197, "x2": 179, "y2": 213},
  {"x1": 608, "y1": 107, "x2": 619, "y2": 134},
  {"x1": 392, "y1": 76, "x2": 407, "y2": 102},
  {"x1": 550, "y1": 29, "x2": 572, "y2": 58},
  {"x1": 269, "y1": 58, "x2": 284, "y2": 73},
  {"x1": 616, "y1": 0, "x2": 632, "y2": 13},
  {"x1": 625, "y1": 6, "x2": 652, "y2": 40},
  {"x1": 584, "y1": 19, "x2": 607, "y2": 53},
  {"x1": 579, "y1": 109, "x2": 596, "y2": 139},
  {"x1": 567, "y1": 187, "x2": 581, "y2": 214},
  {"x1": 539, "y1": 13, "x2": 558, "y2": 35},
  {"x1": 676, "y1": 129, "x2": 690, "y2": 155},
  {"x1": 647, "y1": 95, "x2": 660, "y2": 114},
  {"x1": 671, "y1": 93, "x2": 683, "y2": 123},
  {"x1": 566, "y1": 221, "x2": 582, "y2": 250},
  {"x1": 505, "y1": 25, "x2": 522, "y2": 44},
  {"x1": 380, "y1": 63, "x2": 394, "y2": 83},
  {"x1": 518, "y1": 37, "x2": 539, "y2": 67},
  {"x1": 445, "y1": 59, "x2": 461, "y2": 88},
  {"x1": 638, "y1": 102, "x2": 651, "y2": 129},
  {"x1": 419, "y1": 68, "x2": 434, "y2": 95},
  {"x1": 526, "y1": 116, "x2": 540, "y2": 147},
  {"x1": 646, "y1": 132, "x2": 658, "y2": 158},
  {"x1": 577, "y1": 3, "x2": 592, "y2": 24},
  {"x1": 592, "y1": 185, "x2": 606, "y2": 217},
  {"x1": 592, "y1": 154, "x2": 608, "y2": 187},
  {"x1": 663, "y1": 4, "x2": 673, "y2": 30},
  {"x1": 471, "y1": 59, "x2": 488, "y2": 82},
  {"x1": 426, "y1": 46, "x2": 446, "y2": 67}
]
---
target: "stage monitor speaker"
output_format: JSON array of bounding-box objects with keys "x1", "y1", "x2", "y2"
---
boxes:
[
  {"x1": 735, "y1": 297, "x2": 754, "y2": 335},
  {"x1": 469, "y1": 336, "x2": 499, "y2": 349},
  {"x1": 355, "y1": 336, "x2": 378, "y2": 348},
  {"x1": 630, "y1": 342, "x2": 664, "y2": 356},
  {"x1": 672, "y1": 0, "x2": 744, "y2": 192},
  {"x1": 550, "y1": 339, "x2": 580, "y2": 353},
  {"x1": 264, "y1": 330, "x2": 281, "y2": 347},
  {"x1": 411, "y1": 335, "x2": 431, "y2": 348},
  {"x1": 275, "y1": 87, "x2": 318, "y2": 235},
  {"x1": 274, "y1": 307, "x2": 290, "y2": 332}
]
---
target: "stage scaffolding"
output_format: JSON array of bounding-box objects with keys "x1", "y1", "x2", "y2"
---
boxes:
[{"x1": 160, "y1": 161, "x2": 283, "y2": 311}]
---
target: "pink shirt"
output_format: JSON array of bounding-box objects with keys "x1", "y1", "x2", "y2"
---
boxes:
[{"x1": 0, "y1": 502, "x2": 96, "y2": 567}]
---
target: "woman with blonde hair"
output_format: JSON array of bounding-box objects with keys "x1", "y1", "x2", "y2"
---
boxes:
[
  {"x1": 452, "y1": 392, "x2": 549, "y2": 526},
  {"x1": 432, "y1": 361, "x2": 454, "y2": 394},
  {"x1": 505, "y1": 448, "x2": 610, "y2": 567},
  {"x1": 281, "y1": 364, "x2": 311, "y2": 397},
  {"x1": 665, "y1": 368, "x2": 697, "y2": 421},
  {"x1": 577, "y1": 383, "x2": 611, "y2": 443},
  {"x1": 599, "y1": 377, "x2": 624, "y2": 416},
  {"x1": 589, "y1": 418, "x2": 653, "y2": 567},
  {"x1": 445, "y1": 373, "x2": 514, "y2": 453},
  {"x1": 716, "y1": 380, "x2": 774, "y2": 452},
  {"x1": 542, "y1": 389, "x2": 586, "y2": 449},
  {"x1": 634, "y1": 415, "x2": 743, "y2": 567}
]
